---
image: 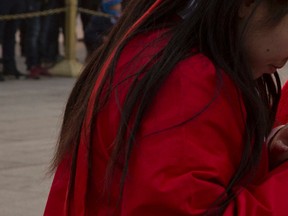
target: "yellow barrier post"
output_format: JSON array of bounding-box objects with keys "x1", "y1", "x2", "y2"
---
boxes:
[{"x1": 49, "y1": 0, "x2": 83, "y2": 77}]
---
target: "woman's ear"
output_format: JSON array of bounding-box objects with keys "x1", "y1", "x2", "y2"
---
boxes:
[{"x1": 239, "y1": 0, "x2": 256, "y2": 18}]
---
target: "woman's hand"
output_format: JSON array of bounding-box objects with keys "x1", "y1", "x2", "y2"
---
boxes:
[{"x1": 268, "y1": 125, "x2": 288, "y2": 169}]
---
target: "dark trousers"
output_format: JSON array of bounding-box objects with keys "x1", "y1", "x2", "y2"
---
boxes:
[
  {"x1": 78, "y1": 0, "x2": 99, "y2": 32},
  {"x1": 0, "y1": 0, "x2": 25, "y2": 71},
  {"x1": 25, "y1": 0, "x2": 42, "y2": 69},
  {"x1": 21, "y1": 0, "x2": 64, "y2": 64},
  {"x1": 40, "y1": 0, "x2": 64, "y2": 62}
]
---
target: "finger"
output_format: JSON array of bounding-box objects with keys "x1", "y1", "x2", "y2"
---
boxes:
[{"x1": 271, "y1": 140, "x2": 288, "y2": 151}]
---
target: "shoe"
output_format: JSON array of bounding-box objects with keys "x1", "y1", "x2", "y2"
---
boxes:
[
  {"x1": 41, "y1": 61, "x2": 55, "y2": 69},
  {"x1": 3, "y1": 61, "x2": 25, "y2": 79},
  {"x1": 14, "y1": 70, "x2": 25, "y2": 79},
  {"x1": 0, "y1": 74, "x2": 4, "y2": 82},
  {"x1": 41, "y1": 55, "x2": 64, "y2": 69},
  {"x1": 3, "y1": 69, "x2": 25, "y2": 79},
  {"x1": 38, "y1": 66, "x2": 52, "y2": 77},
  {"x1": 28, "y1": 66, "x2": 41, "y2": 80}
]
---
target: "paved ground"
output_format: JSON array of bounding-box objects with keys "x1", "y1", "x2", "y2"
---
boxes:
[
  {"x1": 0, "y1": 77, "x2": 76, "y2": 216},
  {"x1": 1, "y1": 25, "x2": 288, "y2": 216}
]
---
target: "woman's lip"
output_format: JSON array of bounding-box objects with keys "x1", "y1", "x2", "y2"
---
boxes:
[
  {"x1": 267, "y1": 65, "x2": 277, "y2": 73},
  {"x1": 269, "y1": 64, "x2": 284, "y2": 70},
  {"x1": 271, "y1": 64, "x2": 285, "y2": 69}
]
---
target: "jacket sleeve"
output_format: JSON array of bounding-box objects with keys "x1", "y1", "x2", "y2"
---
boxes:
[{"x1": 119, "y1": 56, "x2": 288, "y2": 216}]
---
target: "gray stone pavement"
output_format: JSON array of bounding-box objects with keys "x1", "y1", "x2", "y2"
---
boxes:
[
  {"x1": 1, "y1": 25, "x2": 288, "y2": 216},
  {"x1": 0, "y1": 77, "x2": 76, "y2": 216}
]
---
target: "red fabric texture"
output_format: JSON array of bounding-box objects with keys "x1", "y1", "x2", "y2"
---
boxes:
[
  {"x1": 276, "y1": 81, "x2": 288, "y2": 126},
  {"x1": 44, "y1": 30, "x2": 288, "y2": 215}
]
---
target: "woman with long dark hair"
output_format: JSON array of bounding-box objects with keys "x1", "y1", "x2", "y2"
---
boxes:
[{"x1": 44, "y1": 0, "x2": 288, "y2": 215}]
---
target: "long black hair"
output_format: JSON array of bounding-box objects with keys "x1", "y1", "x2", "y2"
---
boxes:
[{"x1": 51, "y1": 0, "x2": 286, "y2": 214}]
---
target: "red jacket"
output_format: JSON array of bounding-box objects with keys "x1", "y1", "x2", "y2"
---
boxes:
[
  {"x1": 44, "y1": 29, "x2": 288, "y2": 215},
  {"x1": 276, "y1": 81, "x2": 288, "y2": 126}
]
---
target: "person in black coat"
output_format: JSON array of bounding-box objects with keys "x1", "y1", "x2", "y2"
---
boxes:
[{"x1": 0, "y1": 0, "x2": 26, "y2": 81}]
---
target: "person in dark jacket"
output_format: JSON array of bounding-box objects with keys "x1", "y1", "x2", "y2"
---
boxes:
[
  {"x1": 0, "y1": 0, "x2": 25, "y2": 81},
  {"x1": 23, "y1": 0, "x2": 51, "y2": 79},
  {"x1": 84, "y1": 0, "x2": 122, "y2": 58}
]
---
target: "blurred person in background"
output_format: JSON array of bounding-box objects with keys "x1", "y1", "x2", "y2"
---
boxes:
[
  {"x1": 40, "y1": 0, "x2": 65, "y2": 69},
  {"x1": 24, "y1": 0, "x2": 51, "y2": 79},
  {"x1": 0, "y1": 0, "x2": 25, "y2": 81},
  {"x1": 84, "y1": 0, "x2": 122, "y2": 58},
  {"x1": 78, "y1": 0, "x2": 100, "y2": 34}
]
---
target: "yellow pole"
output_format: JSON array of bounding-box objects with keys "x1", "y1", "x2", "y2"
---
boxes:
[
  {"x1": 65, "y1": 0, "x2": 77, "y2": 60},
  {"x1": 49, "y1": 0, "x2": 83, "y2": 77}
]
